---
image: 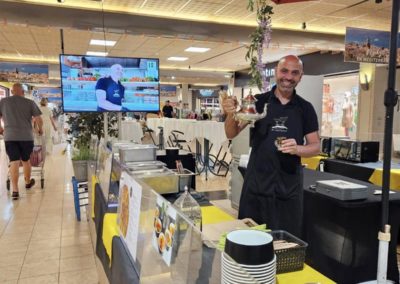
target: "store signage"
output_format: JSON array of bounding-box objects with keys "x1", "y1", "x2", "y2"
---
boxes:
[
  {"x1": 0, "y1": 62, "x2": 49, "y2": 83},
  {"x1": 265, "y1": 68, "x2": 275, "y2": 78},
  {"x1": 344, "y1": 27, "x2": 400, "y2": 64}
]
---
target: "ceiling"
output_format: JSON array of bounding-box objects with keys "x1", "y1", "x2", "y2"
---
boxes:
[{"x1": 0, "y1": 0, "x2": 394, "y2": 85}]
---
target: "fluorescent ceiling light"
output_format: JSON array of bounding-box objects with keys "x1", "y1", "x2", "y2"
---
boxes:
[
  {"x1": 193, "y1": 83, "x2": 220, "y2": 87},
  {"x1": 185, "y1": 47, "x2": 210, "y2": 53},
  {"x1": 167, "y1": 57, "x2": 188, "y2": 61},
  {"x1": 86, "y1": 51, "x2": 108, "y2": 56},
  {"x1": 90, "y1": 39, "x2": 116, "y2": 46}
]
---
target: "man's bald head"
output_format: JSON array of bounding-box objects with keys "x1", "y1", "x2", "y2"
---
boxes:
[
  {"x1": 277, "y1": 55, "x2": 303, "y2": 72},
  {"x1": 11, "y1": 83, "x2": 24, "y2": 97},
  {"x1": 274, "y1": 55, "x2": 304, "y2": 96}
]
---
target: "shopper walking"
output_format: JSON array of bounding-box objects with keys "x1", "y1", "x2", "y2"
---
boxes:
[
  {"x1": 39, "y1": 98, "x2": 57, "y2": 154},
  {"x1": 0, "y1": 83, "x2": 43, "y2": 200}
]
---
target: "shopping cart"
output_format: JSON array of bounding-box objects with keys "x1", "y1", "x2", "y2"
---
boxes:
[{"x1": 6, "y1": 133, "x2": 46, "y2": 190}]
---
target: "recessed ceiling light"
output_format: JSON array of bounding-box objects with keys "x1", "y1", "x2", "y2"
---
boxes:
[
  {"x1": 171, "y1": 76, "x2": 176, "y2": 79},
  {"x1": 185, "y1": 47, "x2": 210, "y2": 53},
  {"x1": 224, "y1": 74, "x2": 232, "y2": 78},
  {"x1": 90, "y1": 39, "x2": 116, "y2": 46},
  {"x1": 86, "y1": 51, "x2": 108, "y2": 56},
  {"x1": 167, "y1": 57, "x2": 188, "y2": 61}
]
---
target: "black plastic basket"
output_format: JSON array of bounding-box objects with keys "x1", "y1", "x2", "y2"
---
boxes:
[{"x1": 270, "y1": 230, "x2": 308, "y2": 274}]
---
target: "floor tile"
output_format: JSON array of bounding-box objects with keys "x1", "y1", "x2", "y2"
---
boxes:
[
  {"x1": 0, "y1": 251, "x2": 26, "y2": 267},
  {"x1": 61, "y1": 235, "x2": 91, "y2": 247},
  {"x1": 0, "y1": 265, "x2": 22, "y2": 282},
  {"x1": 59, "y1": 255, "x2": 96, "y2": 272},
  {"x1": 60, "y1": 243, "x2": 94, "y2": 259},
  {"x1": 59, "y1": 268, "x2": 99, "y2": 284},
  {"x1": 17, "y1": 274, "x2": 58, "y2": 284},
  {"x1": 24, "y1": 247, "x2": 60, "y2": 264},
  {"x1": 19, "y1": 259, "x2": 60, "y2": 279},
  {"x1": 27, "y1": 237, "x2": 61, "y2": 251}
]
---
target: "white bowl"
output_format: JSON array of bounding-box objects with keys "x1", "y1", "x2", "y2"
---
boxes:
[
  {"x1": 222, "y1": 260, "x2": 276, "y2": 277},
  {"x1": 222, "y1": 272, "x2": 275, "y2": 284}
]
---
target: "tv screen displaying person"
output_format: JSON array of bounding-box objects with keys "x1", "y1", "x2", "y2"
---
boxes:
[{"x1": 95, "y1": 64, "x2": 125, "y2": 111}]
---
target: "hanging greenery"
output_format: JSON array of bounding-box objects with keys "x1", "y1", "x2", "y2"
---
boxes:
[{"x1": 245, "y1": 0, "x2": 273, "y2": 92}]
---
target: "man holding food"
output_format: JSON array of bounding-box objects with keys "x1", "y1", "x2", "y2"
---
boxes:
[{"x1": 222, "y1": 55, "x2": 320, "y2": 237}]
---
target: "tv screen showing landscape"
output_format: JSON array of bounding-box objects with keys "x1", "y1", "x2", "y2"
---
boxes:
[{"x1": 60, "y1": 55, "x2": 160, "y2": 112}]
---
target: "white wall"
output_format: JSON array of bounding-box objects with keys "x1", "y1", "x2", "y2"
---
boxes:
[{"x1": 295, "y1": 75, "x2": 324, "y2": 129}]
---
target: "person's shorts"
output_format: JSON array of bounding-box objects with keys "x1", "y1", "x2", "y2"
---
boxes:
[{"x1": 5, "y1": 141, "x2": 34, "y2": 162}]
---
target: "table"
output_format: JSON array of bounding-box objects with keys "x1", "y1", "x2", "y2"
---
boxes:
[
  {"x1": 120, "y1": 120, "x2": 144, "y2": 143},
  {"x1": 92, "y1": 179, "x2": 334, "y2": 284},
  {"x1": 323, "y1": 158, "x2": 400, "y2": 191},
  {"x1": 303, "y1": 169, "x2": 400, "y2": 283}
]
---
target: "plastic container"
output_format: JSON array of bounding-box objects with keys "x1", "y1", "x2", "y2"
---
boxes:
[{"x1": 173, "y1": 186, "x2": 202, "y2": 230}]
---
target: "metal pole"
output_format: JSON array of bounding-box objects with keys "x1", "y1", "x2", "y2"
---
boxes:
[
  {"x1": 381, "y1": 0, "x2": 399, "y2": 231},
  {"x1": 60, "y1": 29, "x2": 64, "y2": 54}
]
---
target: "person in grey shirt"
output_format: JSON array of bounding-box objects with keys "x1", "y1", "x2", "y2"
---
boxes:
[{"x1": 0, "y1": 83, "x2": 43, "y2": 200}]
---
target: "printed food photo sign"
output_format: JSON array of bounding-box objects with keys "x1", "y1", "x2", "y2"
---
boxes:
[
  {"x1": 118, "y1": 171, "x2": 142, "y2": 261},
  {"x1": 152, "y1": 196, "x2": 177, "y2": 267}
]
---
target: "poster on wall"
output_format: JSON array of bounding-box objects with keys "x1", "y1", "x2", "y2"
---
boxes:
[
  {"x1": 344, "y1": 27, "x2": 400, "y2": 64},
  {"x1": 152, "y1": 196, "x2": 177, "y2": 267},
  {"x1": 0, "y1": 62, "x2": 49, "y2": 84},
  {"x1": 118, "y1": 171, "x2": 142, "y2": 262},
  {"x1": 32, "y1": 87, "x2": 62, "y2": 104},
  {"x1": 321, "y1": 75, "x2": 359, "y2": 139},
  {"x1": 160, "y1": 85, "x2": 177, "y2": 97}
]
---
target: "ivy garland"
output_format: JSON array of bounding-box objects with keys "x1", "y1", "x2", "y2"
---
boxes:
[{"x1": 245, "y1": 0, "x2": 274, "y2": 92}]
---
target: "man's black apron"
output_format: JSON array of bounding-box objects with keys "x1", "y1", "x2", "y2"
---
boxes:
[{"x1": 238, "y1": 92, "x2": 305, "y2": 237}]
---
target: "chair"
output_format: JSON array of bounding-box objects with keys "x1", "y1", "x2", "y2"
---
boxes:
[
  {"x1": 168, "y1": 130, "x2": 189, "y2": 150},
  {"x1": 209, "y1": 140, "x2": 232, "y2": 176},
  {"x1": 71, "y1": 176, "x2": 89, "y2": 221}
]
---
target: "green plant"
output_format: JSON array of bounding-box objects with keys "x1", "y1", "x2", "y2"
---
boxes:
[
  {"x1": 245, "y1": 0, "x2": 274, "y2": 91},
  {"x1": 67, "y1": 112, "x2": 119, "y2": 160}
]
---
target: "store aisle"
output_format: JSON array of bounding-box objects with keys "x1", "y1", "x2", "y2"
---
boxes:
[{"x1": 0, "y1": 143, "x2": 99, "y2": 284}]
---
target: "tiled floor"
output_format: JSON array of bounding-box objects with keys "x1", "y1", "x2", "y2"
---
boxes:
[{"x1": 0, "y1": 143, "x2": 98, "y2": 284}]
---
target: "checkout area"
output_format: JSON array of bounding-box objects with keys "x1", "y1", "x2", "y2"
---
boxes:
[{"x1": 83, "y1": 139, "x2": 337, "y2": 284}]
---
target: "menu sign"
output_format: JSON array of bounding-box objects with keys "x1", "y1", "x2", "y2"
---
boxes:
[
  {"x1": 152, "y1": 196, "x2": 177, "y2": 267},
  {"x1": 118, "y1": 171, "x2": 142, "y2": 261}
]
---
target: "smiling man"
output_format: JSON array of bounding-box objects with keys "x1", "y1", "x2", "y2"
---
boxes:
[
  {"x1": 222, "y1": 55, "x2": 320, "y2": 237},
  {"x1": 95, "y1": 64, "x2": 125, "y2": 111}
]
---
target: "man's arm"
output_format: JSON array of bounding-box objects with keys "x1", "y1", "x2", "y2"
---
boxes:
[
  {"x1": 222, "y1": 97, "x2": 248, "y2": 139},
  {"x1": 280, "y1": 131, "x2": 320, "y2": 157},
  {"x1": 96, "y1": 90, "x2": 122, "y2": 111},
  {"x1": 33, "y1": 115, "x2": 44, "y2": 135}
]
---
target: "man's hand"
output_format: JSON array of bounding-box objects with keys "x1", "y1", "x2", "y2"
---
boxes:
[
  {"x1": 0, "y1": 127, "x2": 3, "y2": 135},
  {"x1": 221, "y1": 96, "x2": 238, "y2": 115},
  {"x1": 279, "y1": 138, "x2": 299, "y2": 155}
]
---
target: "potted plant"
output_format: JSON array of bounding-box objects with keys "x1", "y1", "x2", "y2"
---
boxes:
[{"x1": 67, "y1": 112, "x2": 118, "y2": 181}]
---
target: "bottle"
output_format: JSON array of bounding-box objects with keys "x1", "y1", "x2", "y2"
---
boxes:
[{"x1": 173, "y1": 186, "x2": 202, "y2": 231}]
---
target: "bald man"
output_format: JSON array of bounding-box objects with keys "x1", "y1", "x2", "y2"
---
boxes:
[
  {"x1": 222, "y1": 55, "x2": 320, "y2": 237},
  {"x1": 0, "y1": 83, "x2": 43, "y2": 200},
  {"x1": 95, "y1": 64, "x2": 125, "y2": 111}
]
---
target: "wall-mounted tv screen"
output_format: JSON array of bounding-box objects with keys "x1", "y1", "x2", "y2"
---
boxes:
[{"x1": 60, "y1": 55, "x2": 160, "y2": 112}]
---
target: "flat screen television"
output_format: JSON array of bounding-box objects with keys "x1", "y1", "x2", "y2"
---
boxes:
[{"x1": 60, "y1": 54, "x2": 160, "y2": 112}]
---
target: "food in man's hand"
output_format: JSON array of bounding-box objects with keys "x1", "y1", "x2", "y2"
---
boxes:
[{"x1": 275, "y1": 136, "x2": 287, "y2": 148}]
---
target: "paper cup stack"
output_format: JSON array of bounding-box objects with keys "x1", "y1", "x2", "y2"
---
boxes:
[{"x1": 222, "y1": 230, "x2": 276, "y2": 284}]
